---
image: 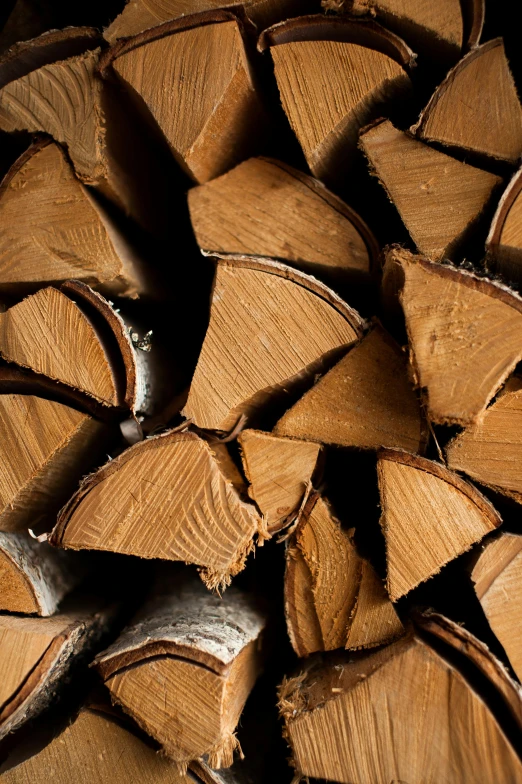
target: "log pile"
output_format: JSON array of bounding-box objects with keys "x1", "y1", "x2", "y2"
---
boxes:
[{"x1": 1, "y1": 1, "x2": 522, "y2": 782}]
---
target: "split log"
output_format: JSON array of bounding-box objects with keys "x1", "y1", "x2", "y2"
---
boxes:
[
  {"x1": 238, "y1": 429, "x2": 322, "y2": 534},
  {"x1": 0, "y1": 394, "x2": 110, "y2": 532},
  {"x1": 274, "y1": 324, "x2": 426, "y2": 452},
  {"x1": 100, "y1": 12, "x2": 267, "y2": 184},
  {"x1": 285, "y1": 490, "x2": 403, "y2": 656},
  {"x1": 0, "y1": 598, "x2": 117, "y2": 741},
  {"x1": 259, "y1": 15, "x2": 414, "y2": 184},
  {"x1": 182, "y1": 257, "x2": 364, "y2": 431},
  {"x1": 378, "y1": 448, "x2": 501, "y2": 601},
  {"x1": 50, "y1": 430, "x2": 262, "y2": 590},
  {"x1": 486, "y1": 164, "x2": 522, "y2": 282},
  {"x1": 359, "y1": 120, "x2": 502, "y2": 261},
  {"x1": 0, "y1": 139, "x2": 147, "y2": 298},
  {"x1": 413, "y1": 39, "x2": 522, "y2": 166},
  {"x1": 446, "y1": 377, "x2": 522, "y2": 502},
  {"x1": 471, "y1": 532, "x2": 522, "y2": 681},
  {"x1": 95, "y1": 576, "x2": 266, "y2": 769},
  {"x1": 387, "y1": 248, "x2": 522, "y2": 425},
  {"x1": 0, "y1": 532, "x2": 83, "y2": 616},
  {"x1": 279, "y1": 630, "x2": 522, "y2": 783},
  {"x1": 187, "y1": 157, "x2": 378, "y2": 284}
]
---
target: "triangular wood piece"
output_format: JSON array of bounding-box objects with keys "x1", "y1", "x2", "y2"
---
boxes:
[
  {"x1": 274, "y1": 325, "x2": 425, "y2": 452},
  {"x1": 188, "y1": 157, "x2": 378, "y2": 283},
  {"x1": 262, "y1": 16, "x2": 413, "y2": 183},
  {"x1": 0, "y1": 394, "x2": 109, "y2": 532},
  {"x1": 414, "y1": 39, "x2": 522, "y2": 165},
  {"x1": 471, "y1": 532, "x2": 522, "y2": 681},
  {"x1": 279, "y1": 632, "x2": 522, "y2": 783},
  {"x1": 360, "y1": 120, "x2": 502, "y2": 260},
  {"x1": 378, "y1": 449, "x2": 501, "y2": 601},
  {"x1": 238, "y1": 429, "x2": 323, "y2": 534},
  {"x1": 95, "y1": 576, "x2": 265, "y2": 768},
  {"x1": 0, "y1": 139, "x2": 146, "y2": 297},
  {"x1": 487, "y1": 165, "x2": 522, "y2": 282},
  {"x1": 101, "y1": 13, "x2": 266, "y2": 184},
  {"x1": 345, "y1": 558, "x2": 404, "y2": 650},
  {"x1": 183, "y1": 257, "x2": 364, "y2": 431},
  {"x1": 446, "y1": 378, "x2": 522, "y2": 502},
  {"x1": 0, "y1": 532, "x2": 82, "y2": 616},
  {"x1": 51, "y1": 430, "x2": 261, "y2": 591},
  {"x1": 387, "y1": 248, "x2": 522, "y2": 425}
]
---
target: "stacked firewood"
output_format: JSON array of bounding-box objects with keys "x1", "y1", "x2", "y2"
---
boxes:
[{"x1": 1, "y1": 0, "x2": 522, "y2": 781}]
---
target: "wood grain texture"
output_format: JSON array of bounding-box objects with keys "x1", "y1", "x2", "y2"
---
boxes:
[
  {"x1": 360, "y1": 120, "x2": 501, "y2": 260},
  {"x1": 183, "y1": 257, "x2": 364, "y2": 430},
  {"x1": 378, "y1": 449, "x2": 501, "y2": 600},
  {"x1": 280, "y1": 633, "x2": 522, "y2": 783},
  {"x1": 389, "y1": 248, "x2": 522, "y2": 425},
  {"x1": 51, "y1": 431, "x2": 261, "y2": 590},
  {"x1": 415, "y1": 39, "x2": 522, "y2": 165},
  {"x1": 487, "y1": 165, "x2": 522, "y2": 282},
  {"x1": 188, "y1": 157, "x2": 377, "y2": 283},
  {"x1": 274, "y1": 325, "x2": 425, "y2": 452}
]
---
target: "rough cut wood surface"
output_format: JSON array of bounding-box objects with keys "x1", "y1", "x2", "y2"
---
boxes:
[
  {"x1": 0, "y1": 394, "x2": 108, "y2": 532},
  {"x1": 389, "y1": 248, "x2": 522, "y2": 425},
  {"x1": 486, "y1": 165, "x2": 522, "y2": 282},
  {"x1": 471, "y1": 532, "x2": 522, "y2": 681},
  {"x1": 274, "y1": 325, "x2": 425, "y2": 452},
  {"x1": 279, "y1": 632, "x2": 522, "y2": 783},
  {"x1": 51, "y1": 431, "x2": 261, "y2": 591},
  {"x1": 0, "y1": 139, "x2": 145, "y2": 297},
  {"x1": 188, "y1": 157, "x2": 377, "y2": 283},
  {"x1": 378, "y1": 449, "x2": 501, "y2": 601},
  {"x1": 238, "y1": 429, "x2": 322, "y2": 534},
  {"x1": 183, "y1": 257, "x2": 364, "y2": 431},
  {"x1": 360, "y1": 120, "x2": 501, "y2": 260},
  {"x1": 414, "y1": 39, "x2": 522, "y2": 165},
  {"x1": 0, "y1": 531, "x2": 81, "y2": 615}
]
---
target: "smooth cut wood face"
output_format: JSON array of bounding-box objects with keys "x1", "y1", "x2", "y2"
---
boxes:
[
  {"x1": 0, "y1": 548, "x2": 38, "y2": 614},
  {"x1": 354, "y1": 0, "x2": 464, "y2": 50},
  {"x1": 0, "y1": 615, "x2": 60, "y2": 707},
  {"x1": 360, "y1": 121, "x2": 501, "y2": 260},
  {"x1": 487, "y1": 167, "x2": 522, "y2": 282}
]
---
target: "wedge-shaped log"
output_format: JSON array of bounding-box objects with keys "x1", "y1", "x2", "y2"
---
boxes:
[
  {"x1": 239, "y1": 429, "x2": 322, "y2": 534},
  {"x1": 285, "y1": 491, "x2": 403, "y2": 656},
  {"x1": 378, "y1": 449, "x2": 500, "y2": 601},
  {"x1": 487, "y1": 165, "x2": 522, "y2": 282},
  {"x1": 95, "y1": 577, "x2": 266, "y2": 769},
  {"x1": 360, "y1": 120, "x2": 501, "y2": 260},
  {"x1": 0, "y1": 394, "x2": 109, "y2": 532},
  {"x1": 101, "y1": 12, "x2": 266, "y2": 184},
  {"x1": 0, "y1": 139, "x2": 146, "y2": 297},
  {"x1": 188, "y1": 157, "x2": 378, "y2": 283},
  {"x1": 260, "y1": 16, "x2": 413, "y2": 184},
  {"x1": 183, "y1": 257, "x2": 364, "y2": 431},
  {"x1": 471, "y1": 532, "x2": 522, "y2": 681},
  {"x1": 51, "y1": 431, "x2": 261, "y2": 590},
  {"x1": 275, "y1": 325, "x2": 425, "y2": 452},
  {"x1": 0, "y1": 532, "x2": 82, "y2": 615},
  {"x1": 0, "y1": 598, "x2": 117, "y2": 740},
  {"x1": 279, "y1": 631, "x2": 522, "y2": 783},
  {"x1": 414, "y1": 39, "x2": 522, "y2": 165},
  {"x1": 387, "y1": 248, "x2": 522, "y2": 425}
]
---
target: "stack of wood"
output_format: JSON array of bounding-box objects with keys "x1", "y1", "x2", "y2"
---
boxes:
[{"x1": 1, "y1": 0, "x2": 522, "y2": 782}]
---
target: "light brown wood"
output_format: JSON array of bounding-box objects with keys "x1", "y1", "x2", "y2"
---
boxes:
[
  {"x1": 102, "y1": 14, "x2": 266, "y2": 184},
  {"x1": 414, "y1": 39, "x2": 522, "y2": 165},
  {"x1": 0, "y1": 532, "x2": 81, "y2": 615},
  {"x1": 378, "y1": 449, "x2": 501, "y2": 601},
  {"x1": 486, "y1": 165, "x2": 522, "y2": 282},
  {"x1": 0, "y1": 139, "x2": 146, "y2": 297},
  {"x1": 95, "y1": 577, "x2": 265, "y2": 769},
  {"x1": 360, "y1": 120, "x2": 501, "y2": 260},
  {"x1": 188, "y1": 157, "x2": 378, "y2": 283},
  {"x1": 0, "y1": 394, "x2": 108, "y2": 532},
  {"x1": 183, "y1": 257, "x2": 364, "y2": 431},
  {"x1": 471, "y1": 532, "x2": 522, "y2": 681},
  {"x1": 274, "y1": 325, "x2": 425, "y2": 452},
  {"x1": 387, "y1": 248, "x2": 522, "y2": 425},
  {"x1": 279, "y1": 632, "x2": 522, "y2": 783},
  {"x1": 51, "y1": 430, "x2": 261, "y2": 591},
  {"x1": 446, "y1": 377, "x2": 522, "y2": 502}
]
